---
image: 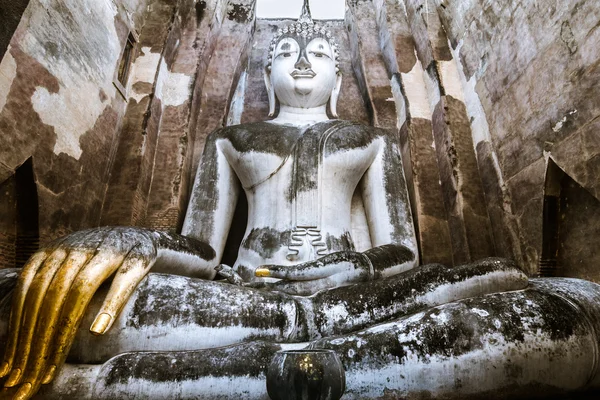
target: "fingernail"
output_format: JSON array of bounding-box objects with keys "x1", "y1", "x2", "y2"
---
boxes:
[
  {"x1": 90, "y1": 313, "x2": 113, "y2": 335},
  {"x1": 0, "y1": 362, "x2": 9, "y2": 377},
  {"x1": 255, "y1": 268, "x2": 271, "y2": 278},
  {"x1": 42, "y1": 365, "x2": 57, "y2": 385},
  {"x1": 4, "y1": 368, "x2": 22, "y2": 387},
  {"x1": 14, "y1": 382, "x2": 32, "y2": 400}
]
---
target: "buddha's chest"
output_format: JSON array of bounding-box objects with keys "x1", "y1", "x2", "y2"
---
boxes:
[{"x1": 220, "y1": 125, "x2": 381, "y2": 192}]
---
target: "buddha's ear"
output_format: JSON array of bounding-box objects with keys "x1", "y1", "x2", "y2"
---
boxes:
[
  {"x1": 329, "y1": 73, "x2": 343, "y2": 118},
  {"x1": 264, "y1": 67, "x2": 277, "y2": 117}
]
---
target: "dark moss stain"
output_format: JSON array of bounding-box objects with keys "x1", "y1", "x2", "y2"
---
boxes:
[
  {"x1": 326, "y1": 232, "x2": 355, "y2": 252},
  {"x1": 44, "y1": 41, "x2": 60, "y2": 59},
  {"x1": 184, "y1": 131, "x2": 222, "y2": 242},
  {"x1": 127, "y1": 276, "x2": 293, "y2": 339},
  {"x1": 312, "y1": 258, "x2": 524, "y2": 336},
  {"x1": 220, "y1": 121, "x2": 302, "y2": 158},
  {"x1": 227, "y1": 4, "x2": 252, "y2": 23},
  {"x1": 101, "y1": 341, "x2": 281, "y2": 387},
  {"x1": 380, "y1": 134, "x2": 414, "y2": 244},
  {"x1": 308, "y1": 279, "x2": 588, "y2": 371},
  {"x1": 402, "y1": 307, "x2": 482, "y2": 361},
  {"x1": 364, "y1": 244, "x2": 415, "y2": 276},
  {"x1": 154, "y1": 231, "x2": 215, "y2": 261},
  {"x1": 195, "y1": 0, "x2": 207, "y2": 25},
  {"x1": 321, "y1": 122, "x2": 379, "y2": 154},
  {"x1": 290, "y1": 121, "x2": 377, "y2": 202},
  {"x1": 241, "y1": 227, "x2": 291, "y2": 259},
  {"x1": 427, "y1": 61, "x2": 445, "y2": 96}
]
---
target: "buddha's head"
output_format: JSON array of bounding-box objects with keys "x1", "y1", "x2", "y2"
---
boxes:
[{"x1": 265, "y1": 0, "x2": 343, "y2": 118}]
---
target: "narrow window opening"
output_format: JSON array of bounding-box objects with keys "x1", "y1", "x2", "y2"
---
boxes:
[
  {"x1": 114, "y1": 31, "x2": 138, "y2": 99},
  {"x1": 118, "y1": 33, "x2": 136, "y2": 86}
]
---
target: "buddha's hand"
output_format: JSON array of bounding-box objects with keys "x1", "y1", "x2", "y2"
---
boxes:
[
  {"x1": 255, "y1": 244, "x2": 416, "y2": 296},
  {"x1": 0, "y1": 227, "x2": 214, "y2": 400},
  {"x1": 253, "y1": 252, "x2": 365, "y2": 296}
]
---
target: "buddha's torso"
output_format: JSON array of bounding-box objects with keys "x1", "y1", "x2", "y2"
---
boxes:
[{"x1": 216, "y1": 121, "x2": 384, "y2": 280}]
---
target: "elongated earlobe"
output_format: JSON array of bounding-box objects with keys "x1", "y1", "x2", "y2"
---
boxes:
[
  {"x1": 264, "y1": 67, "x2": 277, "y2": 117},
  {"x1": 328, "y1": 74, "x2": 343, "y2": 118}
]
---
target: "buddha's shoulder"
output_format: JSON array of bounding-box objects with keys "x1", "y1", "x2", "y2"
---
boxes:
[
  {"x1": 210, "y1": 121, "x2": 282, "y2": 138},
  {"x1": 331, "y1": 121, "x2": 389, "y2": 137},
  {"x1": 324, "y1": 120, "x2": 390, "y2": 150},
  {"x1": 207, "y1": 120, "x2": 389, "y2": 153},
  {"x1": 209, "y1": 121, "x2": 301, "y2": 156}
]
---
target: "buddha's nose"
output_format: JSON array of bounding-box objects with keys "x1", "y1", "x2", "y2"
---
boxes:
[{"x1": 294, "y1": 48, "x2": 312, "y2": 70}]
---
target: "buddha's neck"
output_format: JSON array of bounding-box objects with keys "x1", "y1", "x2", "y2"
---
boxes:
[{"x1": 271, "y1": 105, "x2": 330, "y2": 127}]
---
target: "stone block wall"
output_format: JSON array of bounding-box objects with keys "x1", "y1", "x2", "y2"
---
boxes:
[{"x1": 435, "y1": 0, "x2": 600, "y2": 275}]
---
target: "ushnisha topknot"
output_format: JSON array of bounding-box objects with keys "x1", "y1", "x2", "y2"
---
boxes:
[{"x1": 266, "y1": 0, "x2": 340, "y2": 73}]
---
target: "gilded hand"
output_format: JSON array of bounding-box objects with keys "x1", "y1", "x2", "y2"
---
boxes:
[{"x1": 0, "y1": 227, "x2": 214, "y2": 400}]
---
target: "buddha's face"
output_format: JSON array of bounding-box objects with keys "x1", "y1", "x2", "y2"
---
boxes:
[{"x1": 270, "y1": 36, "x2": 339, "y2": 109}]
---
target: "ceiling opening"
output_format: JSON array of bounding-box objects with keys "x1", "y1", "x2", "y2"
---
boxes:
[{"x1": 256, "y1": 0, "x2": 345, "y2": 20}]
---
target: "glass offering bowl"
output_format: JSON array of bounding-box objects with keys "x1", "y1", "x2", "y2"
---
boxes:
[{"x1": 266, "y1": 349, "x2": 346, "y2": 400}]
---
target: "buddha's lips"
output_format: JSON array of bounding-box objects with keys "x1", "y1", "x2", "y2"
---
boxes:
[{"x1": 292, "y1": 70, "x2": 316, "y2": 78}]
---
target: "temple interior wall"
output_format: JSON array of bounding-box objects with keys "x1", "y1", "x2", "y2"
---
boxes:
[
  {"x1": 0, "y1": 0, "x2": 598, "y2": 281},
  {"x1": 437, "y1": 0, "x2": 600, "y2": 276}
]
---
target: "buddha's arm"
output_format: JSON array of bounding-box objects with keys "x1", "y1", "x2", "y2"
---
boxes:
[
  {"x1": 358, "y1": 133, "x2": 419, "y2": 277},
  {"x1": 256, "y1": 134, "x2": 418, "y2": 295},
  {"x1": 158, "y1": 130, "x2": 241, "y2": 278}
]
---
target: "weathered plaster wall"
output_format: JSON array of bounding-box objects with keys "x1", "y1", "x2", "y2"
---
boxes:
[
  {"x1": 0, "y1": 0, "x2": 153, "y2": 264},
  {"x1": 100, "y1": 0, "x2": 187, "y2": 228},
  {"x1": 434, "y1": 0, "x2": 600, "y2": 274}
]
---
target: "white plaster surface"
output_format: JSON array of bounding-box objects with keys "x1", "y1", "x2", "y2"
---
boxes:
[
  {"x1": 96, "y1": 375, "x2": 270, "y2": 400},
  {"x1": 345, "y1": 331, "x2": 594, "y2": 399},
  {"x1": 129, "y1": 47, "x2": 162, "y2": 103},
  {"x1": 401, "y1": 53, "x2": 433, "y2": 120},
  {"x1": 448, "y1": 40, "x2": 491, "y2": 146},
  {"x1": 390, "y1": 76, "x2": 407, "y2": 128},
  {"x1": 23, "y1": 0, "x2": 120, "y2": 159},
  {"x1": 350, "y1": 190, "x2": 373, "y2": 252},
  {"x1": 155, "y1": 59, "x2": 193, "y2": 106},
  {"x1": 438, "y1": 59, "x2": 466, "y2": 103},
  {"x1": 446, "y1": 39, "x2": 508, "y2": 192},
  {"x1": 227, "y1": 70, "x2": 248, "y2": 126},
  {"x1": 0, "y1": 47, "x2": 17, "y2": 113}
]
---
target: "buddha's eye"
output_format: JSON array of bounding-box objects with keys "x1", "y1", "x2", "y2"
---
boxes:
[
  {"x1": 276, "y1": 50, "x2": 295, "y2": 59},
  {"x1": 311, "y1": 52, "x2": 327, "y2": 58}
]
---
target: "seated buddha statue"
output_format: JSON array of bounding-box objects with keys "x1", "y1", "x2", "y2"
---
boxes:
[{"x1": 1, "y1": 2, "x2": 600, "y2": 399}]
